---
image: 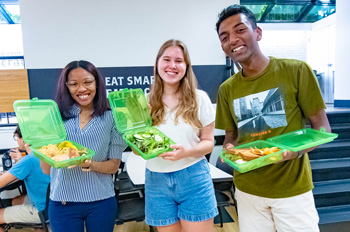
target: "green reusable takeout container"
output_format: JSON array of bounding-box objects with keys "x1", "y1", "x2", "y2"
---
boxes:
[
  {"x1": 108, "y1": 88, "x2": 175, "y2": 160},
  {"x1": 266, "y1": 128, "x2": 338, "y2": 152},
  {"x1": 13, "y1": 98, "x2": 95, "y2": 168},
  {"x1": 220, "y1": 140, "x2": 285, "y2": 174},
  {"x1": 220, "y1": 128, "x2": 338, "y2": 173}
]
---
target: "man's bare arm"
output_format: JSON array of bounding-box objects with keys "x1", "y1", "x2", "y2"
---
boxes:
[{"x1": 223, "y1": 130, "x2": 238, "y2": 149}]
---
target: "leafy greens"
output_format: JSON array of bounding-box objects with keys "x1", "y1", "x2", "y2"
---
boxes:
[{"x1": 125, "y1": 128, "x2": 172, "y2": 154}]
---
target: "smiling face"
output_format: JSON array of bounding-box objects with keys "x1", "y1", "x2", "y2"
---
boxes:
[
  {"x1": 157, "y1": 46, "x2": 187, "y2": 88},
  {"x1": 67, "y1": 67, "x2": 96, "y2": 110},
  {"x1": 218, "y1": 13, "x2": 262, "y2": 66}
]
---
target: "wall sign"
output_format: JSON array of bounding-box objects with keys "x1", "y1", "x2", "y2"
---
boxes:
[{"x1": 28, "y1": 65, "x2": 229, "y2": 103}]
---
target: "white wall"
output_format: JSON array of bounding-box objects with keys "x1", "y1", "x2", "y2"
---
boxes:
[
  {"x1": 308, "y1": 14, "x2": 336, "y2": 103},
  {"x1": 335, "y1": 0, "x2": 350, "y2": 101},
  {"x1": 0, "y1": 24, "x2": 23, "y2": 56},
  {"x1": 308, "y1": 14, "x2": 336, "y2": 74},
  {"x1": 255, "y1": 19, "x2": 338, "y2": 104},
  {"x1": 259, "y1": 23, "x2": 312, "y2": 62},
  {"x1": 19, "y1": 0, "x2": 234, "y2": 69},
  {"x1": 258, "y1": 19, "x2": 337, "y2": 73},
  {"x1": 1, "y1": 0, "x2": 237, "y2": 150}
]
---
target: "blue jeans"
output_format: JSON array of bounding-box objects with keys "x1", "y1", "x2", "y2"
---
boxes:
[
  {"x1": 49, "y1": 197, "x2": 117, "y2": 232},
  {"x1": 145, "y1": 159, "x2": 218, "y2": 226}
]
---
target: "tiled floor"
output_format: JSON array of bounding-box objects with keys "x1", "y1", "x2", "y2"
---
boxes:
[
  {"x1": 8, "y1": 205, "x2": 239, "y2": 232},
  {"x1": 113, "y1": 204, "x2": 239, "y2": 232}
]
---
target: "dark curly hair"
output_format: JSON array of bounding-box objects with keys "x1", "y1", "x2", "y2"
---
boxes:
[{"x1": 216, "y1": 4, "x2": 257, "y2": 33}]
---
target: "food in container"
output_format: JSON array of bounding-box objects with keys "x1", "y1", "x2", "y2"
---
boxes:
[
  {"x1": 13, "y1": 98, "x2": 95, "y2": 168},
  {"x1": 124, "y1": 127, "x2": 172, "y2": 155},
  {"x1": 38, "y1": 141, "x2": 88, "y2": 161},
  {"x1": 225, "y1": 146, "x2": 282, "y2": 161},
  {"x1": 108, "y1": 89, "x2": 175, "y2": 160},
  {"x1": 220, "y1": 128, "x2": 338, "y2": 173}
]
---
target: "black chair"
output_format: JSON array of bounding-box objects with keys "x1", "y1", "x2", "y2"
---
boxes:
[
  {"x1": 0, "y1": 179, "x2": 25, "y2": 210},
  {"x1": 114, "y1": 160, "x2": 158, "y2": 232},
  {"x1": 204, "y1": 149, "x2": 236, "y2": 227},
  {"x1": 115, "y1": 195, "x2": 146, "y2": 225},
  {"x1": 0, "y1": 179, "x2": 26, "y2": 203},
  {"x1": 114, "y1": 161, "x2": 145, "y2": 199},
  {"x1": 115, "y1": 196, "x2": 156, "y2": 232},
  {"x1": 215, "y1": 190, "x2": 235, "y2": 227},
  {"x1": 214, "y1": 156, "x2": 238, "y2": 227},
  {"x1": 214, "y1": 157, "x2": 236, "y2": 201},
  {"x1": 114, "y1": 161, "x2": 146, "y2": 226},
  {"x1": 4, "y1": 183, "x2": 50, "y2": 232},
  {"x1": 114, "y1": 160, "x2": 129, "y2": 180}
]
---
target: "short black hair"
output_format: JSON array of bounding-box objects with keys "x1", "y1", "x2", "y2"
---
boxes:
[
  {"x1": 14, "y1": 125, "x2": 22, "y2": 138},
  {"x1": 216, "y1": 4, "x2": 257, "y2": 33}
]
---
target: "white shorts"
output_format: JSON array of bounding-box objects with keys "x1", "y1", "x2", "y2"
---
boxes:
[
  {"x1": 4, "y1": 196, "x2": 41, "y2": 224},
  {"x1": 235, "y1": 188, "x2": 319, "y2": 232}
]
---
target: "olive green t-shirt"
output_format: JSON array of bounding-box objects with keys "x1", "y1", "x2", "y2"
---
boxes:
[{"x1": 215, "y1": 57, "x2": 326, "y2": 198}]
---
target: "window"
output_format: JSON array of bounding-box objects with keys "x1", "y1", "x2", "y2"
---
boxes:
[
  {"x1": 0, "y1": 112, "x2": 17, "y2": 125},
  {"x1": 0, "y1": 1, "x2": 22, "y2": 124},
  {"x1": 242, "y1": 0, "x2": 336, "y2": 23}
]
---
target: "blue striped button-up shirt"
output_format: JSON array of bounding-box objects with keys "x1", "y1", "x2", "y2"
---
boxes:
[{"x1": 50, "y1": 105, "x2": 126, "y2": 202}]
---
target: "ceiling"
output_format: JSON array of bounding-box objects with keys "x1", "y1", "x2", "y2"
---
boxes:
[
  {"x1": 0, "y1": 0, "x2": 336, "y2": 24},
  {"x1": 241, "y1": 0, "x2": 336, "y2": 23}
]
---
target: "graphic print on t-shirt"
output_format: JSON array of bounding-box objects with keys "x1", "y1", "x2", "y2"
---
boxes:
[{"x1": 233, "y1": 88, "x2": 287, "y2": 137}]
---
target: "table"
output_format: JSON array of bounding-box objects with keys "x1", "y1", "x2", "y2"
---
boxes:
[
  {"x1": 125, "y1": 152, "x2": 233, "y2": 187},
  {"x1": 0, "y1": 166, "x2": 25, "y2": 199},
  {"x1": 0, "y1": 178, "x2": 24, "y2": 192}
]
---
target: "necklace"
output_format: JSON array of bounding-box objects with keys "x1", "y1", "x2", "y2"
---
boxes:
[
  {"x1": 164, "y1": 102, "x2": 179, "y2": 111},
  {"x1": 80, "y1": 111, "x2": 93, "y2": 124}
]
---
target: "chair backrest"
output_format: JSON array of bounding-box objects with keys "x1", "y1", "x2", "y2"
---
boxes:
[
  {"x1": 114, "y1": 164, "x2": 146, "y2": 225},
  {"x1": 41, "y1": 183, "x2": 50, "y2": 221},
  {"x1": 115, "y1": 197, "x2": 145, "y2": 225},
  {"x1": 214, "y1": 156, "x2": 234, "y2": 191},
  {"x1": 205, "y1": 153, "x2": 211, "y2": 162},
  {"x1": 114, "y1": 160, "x2": 126, "y2": 182},
  {"x1": 216, "y1": 156, "x2": 234, "y2": 176}
]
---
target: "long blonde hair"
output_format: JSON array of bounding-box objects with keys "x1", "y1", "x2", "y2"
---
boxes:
[{"x1": 149, "y1": 39, "x2": 202, "y2": 129}]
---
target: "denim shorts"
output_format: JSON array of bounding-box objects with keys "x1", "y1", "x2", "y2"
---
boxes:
[{"x1": 145, "y1": 159, "x2": 218, "y2": 226}]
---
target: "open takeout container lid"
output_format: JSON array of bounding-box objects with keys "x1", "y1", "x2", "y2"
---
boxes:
[
  {"x1": 108, "y1": 88, "x2": 152, "y2": 134},
  {"x1": 266, "y1": 127, "x2": 338, "y2": 152},
  {"x1": 108, "y1": 88, "x2": 175, "y2": 160},
  {"x1": 13, "y1": 98, "x2": 95, "y2": 168},
  {"x1": 13, "y1": 98, "x2": 66, "y2": 145}
]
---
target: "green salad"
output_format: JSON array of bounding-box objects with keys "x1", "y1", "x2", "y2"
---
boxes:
[{"x1": 125, "y1": 128, "x2": 172, "y2": 154}]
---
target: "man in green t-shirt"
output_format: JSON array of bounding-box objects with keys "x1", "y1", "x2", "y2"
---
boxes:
[{"x1": 215, "y1": 4, "x2": 331, "y2": 232}]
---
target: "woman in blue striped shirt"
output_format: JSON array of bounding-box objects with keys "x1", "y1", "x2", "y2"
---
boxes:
[{"x1": 40, "y1": 60, "x2": 127, "y2": 232}]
